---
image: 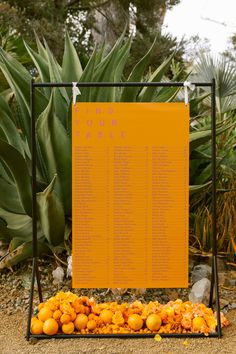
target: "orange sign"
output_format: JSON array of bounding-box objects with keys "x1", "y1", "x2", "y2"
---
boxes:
[{"x1": 72, "y1": 103, "x2": 189, "y2": 288}]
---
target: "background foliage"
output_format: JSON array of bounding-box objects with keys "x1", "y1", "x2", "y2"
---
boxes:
[
  {"x1": 0, "y1": 0, "x2": 184, "y2": 69},
  {"x1": 0, "y1": 0, "x2": 235, "y2": 268}
]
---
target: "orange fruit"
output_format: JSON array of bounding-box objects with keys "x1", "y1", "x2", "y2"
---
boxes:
[
  {"x1": 38, "y1": 307, "x2": 53, "y2": 322},
  {"x1": 60, "y1": 313, "x2": 71, "y2": 324},
  {"x1": 74, "y1": 313, "x2": 88, "y2": 330},
  {"x1": 62, "y1": 322, "x2": 75, "y2": 334},
  {"x1": 88, "y1": 313, "x2": 101, "y2": 325},
  {"x1": 43, "y1": 318, "x2": 59, "y2": 335},
  {"x1": 70, "y1": 310, "x2": 77, "y2": 322},
  {"x1": 72, "y1": 299, "x2": 80, "y2": 312},
  {"x1": 87, "y1": 319, "x2": 96, "y2": 331},
  {"x1": 192, "y1": 316, "x2": 207, "y2": 332},
  {"x1": 72, "y1": 299, "x2": 82, "y2": 313},
  {"x1": 146, "y1": 314, "x2": 162, "y2": 331},
  {"x1": 30, "y1": 317, "x2": 38, "y2": 325},
  {"x1": 38, "y1": 302, "x2": 45, "y2": 311},
  {"x1": 128, "y1": 314, "x2": 143, "y2": 331},
  {"x1": 84, "y1": 306, "x2": 90, "y2": 316},
  {"x1": 100, "y1": 309, "x2": 113, "y2": 324},
  {"x1": 205, "y1": 315, "x2": 217, "y2": 332},
  {"x1": 53, "y1": 309, "x2": 62, "y2": 321},
  {"x1": 30, "y1": 318, "x2": 44, "y2": 335}
]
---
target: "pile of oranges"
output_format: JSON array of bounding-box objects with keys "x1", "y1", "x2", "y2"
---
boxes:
[{"x1": 30, "y1": 291, "x2": 229, "y2": 336}]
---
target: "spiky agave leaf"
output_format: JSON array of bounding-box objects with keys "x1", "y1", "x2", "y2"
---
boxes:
[
  {"x1": 0, "y1": 48, "x2": 48, "y2": 144},
  {"x1": 36, "y1": 94, "x2": 71, "y2": 215},
  {"x1": 37, "y1": 174, "x2": 65, "y2": 246},
  {"x1": 0, "y1": 139, "x2": 32, "y2": 216}
]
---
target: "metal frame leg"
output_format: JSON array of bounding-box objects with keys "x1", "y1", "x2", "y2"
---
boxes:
[
  {"x1": 26, "y1": 257, "x2": 36, "y2": 340},
  {"x1": 26, "y1": 79, "x2": 43, "y2": 340},
  {"x1": 210, "y1": 78, "x2": 221, "y2": 337}
]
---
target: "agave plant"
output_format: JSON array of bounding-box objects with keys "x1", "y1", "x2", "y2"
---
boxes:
[{"x1": 0, "y1": 32, "x2": 230, "y2": 268}]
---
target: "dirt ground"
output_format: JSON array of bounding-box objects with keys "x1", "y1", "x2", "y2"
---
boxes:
[
  {"x1": 0, "y1": 309, "x2": 235, "y2": 354},
  {"x1": 0, "y1": 258, "x2": 235, "y2": 353}
]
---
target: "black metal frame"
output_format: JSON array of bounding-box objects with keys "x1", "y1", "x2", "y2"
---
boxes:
[{"x1": 26, "y1": 80, "x2": 221, "y2": 340}]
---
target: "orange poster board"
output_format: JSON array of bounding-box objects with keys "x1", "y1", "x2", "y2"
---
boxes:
[{"x1": 72, "y1": 103, "x2": 189, "y2": 288}]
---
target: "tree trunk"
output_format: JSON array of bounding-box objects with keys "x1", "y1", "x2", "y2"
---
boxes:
[
  {"x1": 135, "y1": 0, "x2": 167, "y2": 37},
  {"x1": 54, "y1": 0, "x2": 67, "y2": 22},
  {"x1": 91, "y1": 0, "x2": 129, "y2": 48}
]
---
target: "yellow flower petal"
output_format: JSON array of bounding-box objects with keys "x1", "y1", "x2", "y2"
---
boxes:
[
  {"x1": 182, "y1": 340, "x2": 189, "y2": 346},
  {"x1": 154, "y1": 334, "x2": 162, "y2": 342}
]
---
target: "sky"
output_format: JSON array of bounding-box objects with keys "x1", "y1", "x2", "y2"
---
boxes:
[{"x1": 163, "y1": 0, "x2": 236, "y2": 54}]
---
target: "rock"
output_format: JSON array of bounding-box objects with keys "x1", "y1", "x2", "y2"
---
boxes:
[
  {"x1": 189, "y1": 278, "x2": 211, "y2": 305},
  {"x1": 191, "y1": 264, "x2": 212, "y2": 284},
  {"x1": 21, "y1": 274, "x2": 32, "y2": 290},
  {"x1": 224, "y1": 278, "x2": 236, "y2": 288},
  {"x1": 52, "y1": 266, "x2": 64, "y2": 284},
  {"x1": 110, "y1": 288, "x2": 128, "y2": 295},
  {"x1": 229, "y1": 303, "x2": 236, "y2": 310}
]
